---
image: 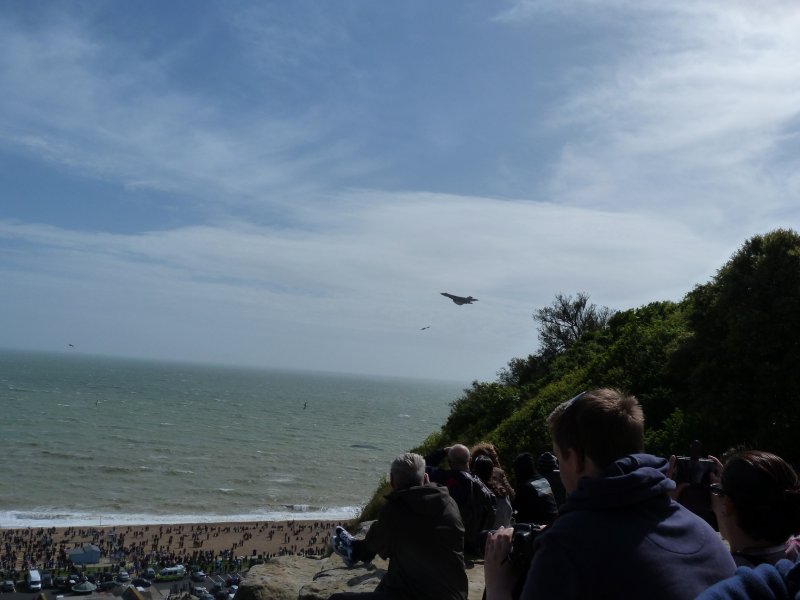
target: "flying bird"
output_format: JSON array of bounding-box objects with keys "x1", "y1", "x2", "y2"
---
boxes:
[
  {"x1": 420, "y1": 326, "x2": 431, "y2": 330},
  {"x1": 441, "y1": 292, "x2": 478, "y2": 305}
]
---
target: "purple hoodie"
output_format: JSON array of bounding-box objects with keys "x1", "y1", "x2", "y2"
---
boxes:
[{"x1": 519, "y1": 453, "x2": 736, "y2": 600}]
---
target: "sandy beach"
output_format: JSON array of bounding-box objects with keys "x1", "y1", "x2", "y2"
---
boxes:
[{"x1": 0, "y1": 519, "x2": 352, "y2": 574}]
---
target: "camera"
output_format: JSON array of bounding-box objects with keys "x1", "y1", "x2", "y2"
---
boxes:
[
  {"x1": 674, "y1": 456, "x2": 715, "y2": 485},
  {"x1": 674, "y1": 440, "x2": 715, "y2": 486},
  {"x1": 478, "y1": 522, "x2": 545, "y2": 571}
]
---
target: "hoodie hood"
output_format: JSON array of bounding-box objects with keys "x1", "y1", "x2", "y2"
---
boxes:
[
  {"x1": 563, "y1": 453, "x2": 676, "y2": 512},
  {"x1": 387, "y1": 483, "x2": 456, "y2": 519}
]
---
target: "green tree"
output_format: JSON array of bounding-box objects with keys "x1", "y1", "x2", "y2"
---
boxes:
[
  {"x1": 438, "y1": 381, "x2": 525, "y2": 446},
  {"x1": 533, "y1": 292, "x2": 615, "y2": 357},
  {"x1": 679, "y1": 229, "x2": 800, "y2": 463}
]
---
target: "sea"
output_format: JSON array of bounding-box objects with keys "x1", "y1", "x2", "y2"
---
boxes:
[{"x1": 0, "y1": 350, "x2": 464, "y2": 529}]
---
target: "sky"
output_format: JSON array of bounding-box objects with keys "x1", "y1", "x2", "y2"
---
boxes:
[{"x1": 1, "y1": 1, "x2": 799, "y2": 383}]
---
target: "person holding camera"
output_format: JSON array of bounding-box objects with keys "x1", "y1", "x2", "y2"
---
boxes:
[
  {"x1": 330, "y1": 452, "x2": 468, "y2": 600},
  {"x1": 483, "y1": 388, "x2": 736, "y2": 600},
  {"x1": 511, "y1": 452, "x2": 558, "y2": 527}
]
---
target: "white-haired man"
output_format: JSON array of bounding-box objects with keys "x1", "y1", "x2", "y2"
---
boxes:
[
  {"x1": 330, "y1": 452, "x2": 468, "y2": 600},
  {"x1": 426, "y1": 444, "x2": 497, "y2": 556}
]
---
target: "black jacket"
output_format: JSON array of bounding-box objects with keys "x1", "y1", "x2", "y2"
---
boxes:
[
  {"x1": 513, "y1": 474, "x2": 558, "y2": 526},
  {"x1": 358, "y1": 484, "x2": 468, "y2": 600}
]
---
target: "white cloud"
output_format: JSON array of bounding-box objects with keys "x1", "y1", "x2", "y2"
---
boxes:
[
  {"x1": 0, "y1": 188, "x2": 725, "y2": 379},
  {"x1": 539, "y1": 2, "x2": 800, "y2": 232},
  {"x1": 0, "y1": 12, "x2": 377, "y2": 212}
]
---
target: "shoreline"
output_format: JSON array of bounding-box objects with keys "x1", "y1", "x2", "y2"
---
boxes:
[
  {"x1": 0, "y1": 508, "x2": 362, "y2": 530},
  {"x1": 0, "y1": 519, "x2": 353, "y2": 574}
]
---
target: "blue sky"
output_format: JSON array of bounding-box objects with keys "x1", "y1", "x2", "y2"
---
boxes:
[{"x1": 2, "y1": 1, "x2": 799, "y2": 382}]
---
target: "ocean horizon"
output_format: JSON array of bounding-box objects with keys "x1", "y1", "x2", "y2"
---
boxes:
[{"x1": 0, "y1": 349, "x2": 463, "y2": 528}]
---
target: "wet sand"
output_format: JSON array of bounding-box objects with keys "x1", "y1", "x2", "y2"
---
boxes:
[{"x1": 0, "y1": 519, "x2": 351, "y2": 573}]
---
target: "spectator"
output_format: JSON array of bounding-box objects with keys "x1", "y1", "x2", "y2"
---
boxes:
[
  {"x1": 511, "y1": 453, "x2": 558, "y2": 527},
  {"x1": 484, "y1": 389, "x2": 736, "y2": 600},
  {"x1": 707, "y1": 450, "x2": 800, "y2": 567},
  {"x1": 471, "y1": 442, "x2": 515, "y2": 528},
  {"x1": 536, "y1": 451, "x2": 567, "y2": 508},
  {"x1": 330, "y1": 452, "x2": 467, "y2": 600},
  {"x1": 426, "y1": 445, "x2": 497, "y2": 556},
  {"x1": 473, "y1": 455, "x2": 513, "y2": 528}
]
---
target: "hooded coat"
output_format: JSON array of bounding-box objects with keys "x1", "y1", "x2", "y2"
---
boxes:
[
  {"x1": 363, "y1": 483, "x2": 468, "y2": 600},
  {"x1": 696, "y1": 558, "x2": 800, "y2": 600},
  {"x1": 520, "y1": 454, "x2": 736, "y2": 600}
]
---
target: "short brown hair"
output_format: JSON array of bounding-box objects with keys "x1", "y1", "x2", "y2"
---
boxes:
[
  {"x1": 547, "y1": 388, "x2": 644, "y2": 469},
  {"x1": 721, "y1": 450, "x2": 800, "y2": 544}
]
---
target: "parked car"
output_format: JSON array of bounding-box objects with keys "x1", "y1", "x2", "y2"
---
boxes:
[
  {"x1": 117, "y1": 570, "x2": 130, "y2": 583},
  {"x1": 191, "y1": 586, "x2": 208, "y2": 598},
  {"x1": 0, "y1": 581, "x2": 15, "y2": 593},
  {"x1": 143, "y1": 568, "x2": 156, "y2": 580},
  {"x1": 54, "y1": 575, "x2": 69, "y2": 590},
  {"x1": 191, "y1": 571, "x2": 207, "y2": 582},
  {"x1": 41, "y1": 571, "x2": 53, "y2": 588},
  {"x1": 131, "y1": 578, "x2": 152, "y2": 588},
  {"x1": 97, "y1": 581, "x2": 119, "y2": 591},
  {"x1": 225, "y1": 575, "x2": 241, "y2": 587}
]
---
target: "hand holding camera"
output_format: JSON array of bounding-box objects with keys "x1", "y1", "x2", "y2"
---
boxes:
[{"x1": 668, "y1": 441, "x2": 721, "y2": 525}]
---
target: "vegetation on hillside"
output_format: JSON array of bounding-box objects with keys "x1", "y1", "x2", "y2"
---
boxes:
[{"x1": 360, "y1": 229, "x2": 800, "y2": 521}]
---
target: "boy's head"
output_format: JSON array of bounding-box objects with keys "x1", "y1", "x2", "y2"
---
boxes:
[{"x1": 547, "y1": 388, "x2": 644, "y2": 490}]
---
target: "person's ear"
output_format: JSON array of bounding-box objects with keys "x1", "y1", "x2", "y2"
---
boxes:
[
  {"x1": 574, "y1": 451, "x2": 587, "y2": 473},
  {"x1": 561, "y1": 446, "x2": 588, "y2": 475},
  {"x1": 423, "y1": 472, "x2": 430, "y2": 485},
  {"x1": 721, "y1": 496, "x2": 736, "y2": 517}
]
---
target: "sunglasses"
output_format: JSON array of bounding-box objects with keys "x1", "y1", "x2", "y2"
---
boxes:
[
  {"x1": 566, "y1": 391, "x2": 587, "y2": 406},
  {"x1": 709, "y1": 483, "x2": 726, "y2": 497}
]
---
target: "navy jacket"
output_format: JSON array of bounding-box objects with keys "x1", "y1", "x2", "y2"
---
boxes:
[
  {"x1": 696, "y1": 558, "x2": 800, "y2": 600},
  {"x1": 520, "y1": 454, "x2": 736, "y2": 600}
]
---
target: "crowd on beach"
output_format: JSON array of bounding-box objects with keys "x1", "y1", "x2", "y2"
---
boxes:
[{"x1": 0, "y1": 520, "x2": 340, "y2": 578}]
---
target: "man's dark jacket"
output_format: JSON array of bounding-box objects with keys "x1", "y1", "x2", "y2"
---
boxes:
[
  {"x1": 425, "y1": 449, "x2": 496, "y2": 555},
  {"x1": 521, "y1": 454, "x2": 736, "y2": 599},
  {"x1": 358, "y1": 484, "x2": 468, "y2": 600}
]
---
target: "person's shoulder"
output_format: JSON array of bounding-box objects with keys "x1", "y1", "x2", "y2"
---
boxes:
[{"x1": 697, "y1": 558, "x2": 800, "y2": 600}]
